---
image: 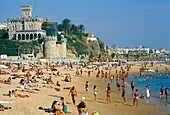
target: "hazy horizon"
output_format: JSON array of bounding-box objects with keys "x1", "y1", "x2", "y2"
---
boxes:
[{"x1": 0, "y1": 0, "x2": 169, "y2": 50}]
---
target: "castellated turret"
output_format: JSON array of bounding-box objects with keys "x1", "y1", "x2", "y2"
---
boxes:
[
  {"x1": 42, "y1": 19, "x2": 67, "y2": 59},
  {"x1": 44, "y1": 36, "x2": 58, "y2": 58}
]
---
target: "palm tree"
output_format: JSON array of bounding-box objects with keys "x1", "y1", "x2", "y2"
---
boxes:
[
  {"x1": 79, "y1": 25, "x2": 85, "y2": 33},
  {"x1": 71, "y1": 24, "x2": 79, "y2": 33},
  {"x1": 62, "y1": 18, "x2": 71, "y2": 34}
]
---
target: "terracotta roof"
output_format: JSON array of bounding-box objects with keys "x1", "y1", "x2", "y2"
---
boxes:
[
  {"x1": 156, "y1": 47, "x2": 164, "y2": 50},
  {"x1": 42, "y1": 21, "x2": 53, "y2": 24}
]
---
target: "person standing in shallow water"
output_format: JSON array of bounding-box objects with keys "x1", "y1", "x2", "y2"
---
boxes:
[
  {"x1": 160, "y1": 86, "x2": 164, "y2": 98},
  {"x1": 165, "y1": 88, "x2": 168, "y2": 99},
  {"x1": 122, "y1": 86, "x2": 127, "y2": 104},
  {"x1": 146, "y1": 86, "x2": 150, "y2": 101},
  {"x1": 133, "y1": 89, "x2": 139, "y2": 107},
  {"x1": 68, "y1": 86, "x2": 77, "y2": 105},
  {"x1": 131, "y1": 81, "x2": 135, "y2": 95}
]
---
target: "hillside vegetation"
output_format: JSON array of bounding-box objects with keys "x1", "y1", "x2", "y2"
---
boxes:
[
  {"x1": 0, "y1": 19, "x2": 105, "y2": 58},
  {"x1": 58, "y1": 19, "x2": 105, "y2": 57}
]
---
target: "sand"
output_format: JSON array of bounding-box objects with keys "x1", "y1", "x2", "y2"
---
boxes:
[{"x1": 0, "y1": 61, "x2": 170, "y2": 115}]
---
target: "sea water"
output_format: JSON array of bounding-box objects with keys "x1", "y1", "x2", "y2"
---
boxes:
[{"x1": 127, "y1": 71, "x2": 170, "y2": 107}]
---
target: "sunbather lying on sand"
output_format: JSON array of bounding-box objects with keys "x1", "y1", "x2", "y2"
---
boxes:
[{"x1": 0, "y1": 104, "x2": 11, "y2": 111}]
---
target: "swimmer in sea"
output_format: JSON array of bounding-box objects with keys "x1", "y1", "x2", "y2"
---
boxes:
[
  {"x1": 68, "y1": 86, "x2": 77, "y2": 105},
  {"x1": 146, "y1": 75, "x2": 148, "y2": 80},
  {"x1": 166, "y1": 73, "x2": 169, "y2": 78},
  {"x1": 149, "y1": 74, "x2": 152, "y2": 79},
  {"x1": 133, "y1": 89, "x2": 139, "y2": 107}
]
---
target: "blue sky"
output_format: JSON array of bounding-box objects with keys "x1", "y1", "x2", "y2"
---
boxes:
[{"x1": 0, "y1": 0, "x2": 169, "y2": 50}]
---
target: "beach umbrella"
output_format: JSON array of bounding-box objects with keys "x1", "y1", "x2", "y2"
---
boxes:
[
  {"x1": 80, "y1": 61, "x2": 85, "y2": 64},
  {"x1": 0, "y1": 65, "x2": 8, "y2": 69}
]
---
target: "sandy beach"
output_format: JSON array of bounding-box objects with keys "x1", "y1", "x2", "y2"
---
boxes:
[{"x1": 0, "y1": 61, "x2": 170, "y2": 115}]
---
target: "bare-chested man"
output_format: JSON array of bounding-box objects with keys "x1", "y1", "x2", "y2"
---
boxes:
[
  {"x1": 133, "y1": 89, "x2": 139, "y2": 107},
  {"x1": 68, "y1": 86, "x2": 77, "y2": 105}
]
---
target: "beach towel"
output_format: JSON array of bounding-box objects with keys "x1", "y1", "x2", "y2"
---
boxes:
[
  {"x1": 55, "y1": 88, "x2": 60, "y2": 91},
  {"x1": 48, "y1": 95, "x2": 61, "y2": 98},
  {"x1": 39, "y1": 107, "x2": 52, "y2": 113},
  {"x1": 0, "y1": 101, "x2": 13, "y2": 103}
]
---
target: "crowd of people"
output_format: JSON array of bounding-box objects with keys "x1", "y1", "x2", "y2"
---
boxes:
[{"x1": 0, "y1": 60, "x2": 169, "y2": 114}]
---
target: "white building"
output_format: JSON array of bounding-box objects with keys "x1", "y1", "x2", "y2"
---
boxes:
[{"x1": 0, "y1": 23, "x2": 8, "y2": 30}]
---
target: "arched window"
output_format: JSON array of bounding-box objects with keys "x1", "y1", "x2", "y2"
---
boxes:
[
  {"x1": 34, "y1": 34, "x2": 37, "y2": 39},
  {"x1": 18, "y1": 34, "x2": 21, "y2": 40},
  {"x1": 22, "y1": 34, "x2": 25, "y2": 40},
  {"x1": 26, "y1": 34, "x2": 29, "y2": 40},
  {"x1": 38, "y1": 34, "x2": 41, "y2": 38},
  {"x1": 30, "y1": 34, "x2": 33, "y2": 40}
]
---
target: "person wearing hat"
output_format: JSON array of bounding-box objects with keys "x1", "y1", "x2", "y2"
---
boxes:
[{"x1": 77, "y1": 97, "x2": 89, "y2": 115}]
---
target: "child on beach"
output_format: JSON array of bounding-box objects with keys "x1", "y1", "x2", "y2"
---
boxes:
[
  {"x1": 140, "y1": 93, "x2": 144, "y2": 99},
  {"x1": 85, "y1": 81, "x2": 89, "y2": 94}
]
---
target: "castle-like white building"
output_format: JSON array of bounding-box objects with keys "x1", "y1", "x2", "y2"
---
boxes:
[
  {"x1": 7, "y1": 5, "x2": 67, "y2": 59},
  {"x1": 7, "y1": 5, "x2": 46, "y2": 40}
]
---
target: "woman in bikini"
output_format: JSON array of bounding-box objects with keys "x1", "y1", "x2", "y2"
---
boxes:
[
  {"x1": 93, "y1": 85, "x2": 98, "y2": 102},
  {"x1": 106, "y1": 84, "x2": 112, "y2": 104}
]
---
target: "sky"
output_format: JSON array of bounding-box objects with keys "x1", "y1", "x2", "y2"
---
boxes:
[{"x1": 0, "y1": 0, "x2": 170, "y2": 50}]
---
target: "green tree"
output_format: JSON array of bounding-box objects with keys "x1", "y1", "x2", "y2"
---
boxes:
[
  {"x1": 71, "y1": 24, "x2": 79, "y2": 33},
  {"x1": 89, "y1": 52, "x2": 94, "y2": 60},
  {"x1": 62, "y1": 18, "x2": 71, "y2": 34},
  {"x1": 81, "y1": 55, "x2": 85, "y2": 59},
  {"x1": 111, "y1": 53, "x2": 115, "y2": 59},
  {"x1": 125, "y1": 54, "x2": 129, "y2": 59},
  {"x1": 78, "y1": 24, "x2": 85, "y2": 33},
  {"x1": 136, "y1": 54, "x2": 140, "y2": 59},
  {"x1": 98, "y1": 54, "x2": 101, "y2": 60}
]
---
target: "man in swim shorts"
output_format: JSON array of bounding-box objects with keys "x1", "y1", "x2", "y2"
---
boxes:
[
  {"x1": 133, "y1": 89, "x2": 139, "y2": 107},
  {"x1": 131, "y1": 81, "x2": 135, "y2": 95},
  {"x1": 122, "y1": 86, "x2": 127, "y2": 104},
  {"x1": 68, "y1": 86, "x2": 77, "y2": 105},
  {"x1": 160, "y1": 86, "x2": 164, "y2": 98}
]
